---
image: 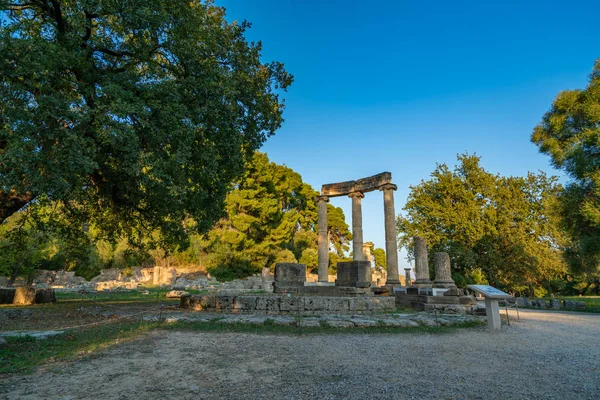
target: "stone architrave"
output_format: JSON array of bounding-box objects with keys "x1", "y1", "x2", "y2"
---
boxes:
[
  {"x1": 433, "y1": 252, "x2": 457, "y2": 288},
  {"x1": 348, "y1": 192, "x2": 365, "y2": 261},
  {"x1": 316, "y1": 195, "x2": 330, "y2": 282},
  {"x1": 380, "y1": 183, "x2": 400, "y2": 284},
  {"x1": 413, "y1": 236, "x2": 432, "y2": 287}
]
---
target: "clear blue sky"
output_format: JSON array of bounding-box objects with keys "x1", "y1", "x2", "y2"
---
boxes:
[{"x1": 220, "y1": 0, "x2": 599, "y2": 269}]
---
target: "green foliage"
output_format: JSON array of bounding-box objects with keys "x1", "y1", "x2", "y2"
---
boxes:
[
  {"x1": 200, "y1": 152, "x2": 351, "y2": 279},
  {"x1": 0, "y1": 215, "x2": 44, "y2": 283},
  {"x1": 531, "y1": 59, "x2": 600, "y2": 287},
  {"x1": 0, "y1": 0, "x2": 292, "y2": 250},
  {"x1": 299, "y1": 248, "x2": 318, "y2": 271},
  {"x1": 327, "y1": 204, "x2": 352, "y2": 256},
  {"x1": 398, "y1": 154, "x2": 567, "y2": 292}
]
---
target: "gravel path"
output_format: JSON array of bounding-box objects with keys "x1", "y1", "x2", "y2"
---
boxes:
[{"x1": 1, "y1": 309, "x2": 598, "y2": 399}]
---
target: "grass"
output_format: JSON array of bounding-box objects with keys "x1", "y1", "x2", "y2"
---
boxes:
[{"x1": 0, "y1": 320, "x2": 162, "y2": 375}]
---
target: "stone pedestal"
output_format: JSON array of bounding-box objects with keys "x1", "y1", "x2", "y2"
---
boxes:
[
  {"x1": 380, "y1": 184, "x2": 400, "y2": 284},
  {"x1": 404, "y1": 268, "x2": 412, "y2": 286},
  {"x1": 316, "y1": 195, "x2": 330, "y2": 282},
  {"x1": 485, "y1": 297, "x2": 501, "y2": 329},
  {"x1": 349, "y1": 192, "x2": 365, "y2": 261},
  {"x1": 413, "y1": 237, "x2": 432, "y2": 287},
  {"x1": 336, "y1": 261, "x2": 371, "y2": 288},
  {"x1": 274, "y1": 263, "x2": 307, "y2": 293},
  {"x1": 433, "y1": 252, "x2": 456, "y2": 288}
]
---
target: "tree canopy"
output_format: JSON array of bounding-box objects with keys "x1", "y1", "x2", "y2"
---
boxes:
[
  {"x1": 192, "y1": 152, "x2": 351, "y2": 280},
  {"x1": 531, "y1": 59, "x2": 600, "y2": 284},
  {"x1": 397, "y1": 154, "x2": 566, "y2": 295},
  {"x1": 0, "y1": 0, "x2": 292, "y2": 249}
]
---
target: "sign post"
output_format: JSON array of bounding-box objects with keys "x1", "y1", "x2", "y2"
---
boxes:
[{"x1": 467, "y1": 285, "x2": 512, "y2": 330}]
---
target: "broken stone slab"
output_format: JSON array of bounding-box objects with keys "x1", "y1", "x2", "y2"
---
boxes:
[{"x1": 166, "y1": 290, "x2": 189, "y2": 299}]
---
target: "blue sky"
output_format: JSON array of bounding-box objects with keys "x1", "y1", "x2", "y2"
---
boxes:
[{"x1": 220, "y1": 0, "x2": 599, "y2": 269}]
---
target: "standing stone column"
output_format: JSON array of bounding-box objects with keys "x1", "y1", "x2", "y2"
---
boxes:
[
  {"x1": 380, "y1": 184, "x2": 400, "y2": 284},
  {"x1": 433, "y1": 252, "x2": 456, "y2": 288},
  {"x1": 413, "y1": 236, "x2": 432, "y2": 287},
  {"x1": 404, "y1": 268, "x2": 412, "y2": 286},
  {"x1": 317, "y1": 195, "x2": 330, "y2": 282},
  {"x1": 348, "y1": 192, "x2": 365, "y2": 261},
  {"x1": 362, "y1": 243, "x2": 374, "y2": 266}
]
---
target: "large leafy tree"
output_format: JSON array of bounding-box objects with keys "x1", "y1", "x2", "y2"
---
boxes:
[
  {"x1": 0, "y1": 0, "x2": 292, "y2": 249},
  {"x1": 198, "y1": 152, "x2": 352, "y2": 279},
  {"x1": 531, "y1": 59, "x2": 600, "y2": 292},
  {"x1": 397, "y1": 154, "x2": 566, "y2": 295}
]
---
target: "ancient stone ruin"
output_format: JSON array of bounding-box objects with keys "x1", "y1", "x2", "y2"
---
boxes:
[{"x1": 317, "y1": 172, "x2": 401, "y2": 285}]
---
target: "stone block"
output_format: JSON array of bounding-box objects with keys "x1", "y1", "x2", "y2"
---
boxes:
[
  {"x1": 274, "y1": 263, "x2": 306, "y2": 293},
  {"x1": 549, "y1": 299, "x2": 561, "y2": 309},
  {"x1": 166, "y1": 290, "x2": 189, "y2": 299},
  {"x1": 336, "y1": 261, "x2": 371, "y2": 288},
  {"x1": 265, "y1": 297, "x2": 280, "y2": 314},
  {"x1": 0, "y1": 288, "x2": 16, "y2": 304},
  {"x1": 215, "y1": 296, "x2": 233, "y2": 310},
  {"x1": 13, "y1": 287, "x2": 36, "y2": 305},
  {"x1": 233, "y1": 296, "x2": 258, "y2": 312},
  {"x1": 279, "y1": 296, "x2": 303, "y2": 312},
  {"x1": 533, "y1": 299, "x2": 548, "y2": 309},
  {"x1": 35, "y1": 288, "x2": 56, "y2": 304}
]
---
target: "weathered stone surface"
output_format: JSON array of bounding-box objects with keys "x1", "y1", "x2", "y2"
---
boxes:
[
  {"x1": 0, "y1": 288, "x2": 16, "y2": 304},
  {"x1": 316, "y1": 196, "x2": 330, "y2": 282},
  {"x1": 413, "y1": 237, "x2": 432, "y2": 287},
  {"x1": 433, "y1": 252, "x2": 456, "y2": 289},
  {"x1": 166, "y1": 290, "x2": 189, "y2": 299},
  {"x1": 13, "y1": 287, "x2": 36, "y2": 305},
  {"x1": 180, "y1": 294, "x2": 395, "y2": 315},
  {"x1": 516, "y1": 298, "x2": 533, "y2": 307},
  {"x1": 380, "y1": 183, "x2": 400, "y2": 284},
  {"x1": 321, "y1": 172, "x2": 392, "y2": 197},
  {"x1": 533, "y1": 299, "x2": 548, "y2": 309},
  {"x1": 336, "y1": 261, "x2": 371, "y2": 288},
  {"x1": 34, "y1": 288, "x2": 56, "y2": 304},
  {"x1": 563, "y1": 300, "x2": 586, "y2": 310},
  {"x1": 549, "y1": 299, "x2": 561, "y2": 309},
  {"x1": 274, "y1": 263, "x2": 306, "y2": 293}
]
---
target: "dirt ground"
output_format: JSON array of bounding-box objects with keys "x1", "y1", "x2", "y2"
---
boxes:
[{"x1": 1, "y1": 309, "x2": 598, "y2": 399}]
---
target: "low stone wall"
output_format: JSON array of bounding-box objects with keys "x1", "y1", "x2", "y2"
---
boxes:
[
  {"x1": 180, "y1": 294, "x2": 396, "y2": 315},
  {"x1": 514, "y1": 297, "x2": 586, "y2": 311}
]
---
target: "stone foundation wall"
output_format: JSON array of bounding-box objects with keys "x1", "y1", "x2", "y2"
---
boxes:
[{"x1": 181, "y1": 294, "x2": 396, "y2": 315}]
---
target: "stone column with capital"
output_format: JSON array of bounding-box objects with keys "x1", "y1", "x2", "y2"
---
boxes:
[
  {"x1": 349, "y1": 192, "x2": 365, "y2": 261},
  {"x1": 413, "y1": 236, "x2": 432, "y2": 287},
  {"x1": 316, "y1": 195, "x2": 330, "y2": 282},
  {"x1": 380, "y1": 184, "x2": 400, "y2": 284},
  {"x1": 433, "y1": 252, "x2": 456, "y2": 288}
]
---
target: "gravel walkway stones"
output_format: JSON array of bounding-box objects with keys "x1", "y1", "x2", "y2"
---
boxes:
[{"x1": 1, "y1": 309, "x2": 598, "y2": 399}]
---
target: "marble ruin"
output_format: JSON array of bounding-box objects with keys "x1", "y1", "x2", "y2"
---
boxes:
[{"x1": 317, "y1": 172, "x2": 400, "y2": 286}]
